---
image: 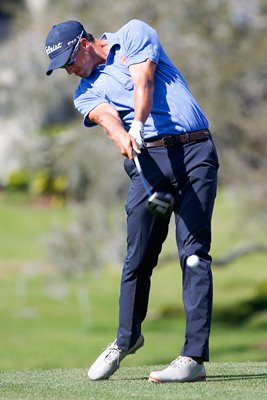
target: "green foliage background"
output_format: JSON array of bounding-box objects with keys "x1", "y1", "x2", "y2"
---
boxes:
[{"x1": 0, "y1": 192, "x2": 266, "y2": 371}]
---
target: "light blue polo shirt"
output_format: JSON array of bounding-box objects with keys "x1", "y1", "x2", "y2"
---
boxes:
[{"x1": 74, "y1": 19, "x2": 209, "y2": 139}]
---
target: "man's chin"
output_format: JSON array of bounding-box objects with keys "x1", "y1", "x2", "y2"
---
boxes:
[{"x1": 76, "y1": 71, "x2": 90, "y2": 78}]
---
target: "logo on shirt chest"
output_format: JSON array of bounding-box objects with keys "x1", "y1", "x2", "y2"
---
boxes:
[{"x1": 120, "y1": 54, "x2": 127, "y2": 65}]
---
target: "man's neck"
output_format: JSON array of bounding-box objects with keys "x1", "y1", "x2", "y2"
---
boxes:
[{"x1": 94, "y1": 38, "x2": 109, "y2": 63}]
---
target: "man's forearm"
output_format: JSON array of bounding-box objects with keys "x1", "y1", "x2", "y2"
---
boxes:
[
  {"x1": 89, "y1": 106, "x2": 140, "y2": 159},
  {"x1": 97, "y1": 111, "x2": 126, "y2": 140},
  {"x1": 133, "y1": 81, "x2": 154, "y2": 123},
  {"x1": 129, "y1": 59, "x2": 156, "y2": 124}
]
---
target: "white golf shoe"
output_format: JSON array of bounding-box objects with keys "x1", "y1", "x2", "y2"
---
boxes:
[
  {"x1": 149, "y1": 356, "x2": 206, "y2": 383},
  {"x1": 88, "y1": 334, "x2": 144, "y2": 380}
]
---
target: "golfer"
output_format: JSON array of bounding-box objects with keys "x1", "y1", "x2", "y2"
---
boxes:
[{"x1": 45, "y1": 19, "x2": 219, "y2": 383}]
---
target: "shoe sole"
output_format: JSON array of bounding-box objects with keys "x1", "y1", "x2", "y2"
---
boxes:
[{"x1": 148, "y1": 374, "x2": 206, "y2": 383}]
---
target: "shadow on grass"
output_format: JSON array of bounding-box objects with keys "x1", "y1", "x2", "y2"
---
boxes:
[
  {"x1": 100, "y1": 373, "x2": 267, "y2": 383},
  {"x1": 110, "y1": 369, "x2": 267, "y2": 382},
  {"x1": 115, "y1": 368, "x2": 267, "y2": 382},
  {"x1": 208, "y1": 373, "x2": 267, "y2": 382}
]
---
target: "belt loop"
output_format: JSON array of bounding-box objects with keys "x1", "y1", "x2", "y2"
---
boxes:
[{"x1": 185, "y1": 133, "x2": 189, "y2": 143}]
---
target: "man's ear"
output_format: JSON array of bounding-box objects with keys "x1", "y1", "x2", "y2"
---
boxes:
[{"x1": 80, "y1": 37, "x2": 90, "y2": 49}]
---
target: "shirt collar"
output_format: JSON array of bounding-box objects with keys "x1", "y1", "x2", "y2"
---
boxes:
[
  {"x1": 100, "y1": 32, "x2": 119, "y2": 48},
  {"x1": 100, "y1": 32, "x2": 120, "y2": 65}
]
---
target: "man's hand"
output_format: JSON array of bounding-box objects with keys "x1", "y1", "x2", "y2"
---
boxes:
[
  {"x1": 128, "y1": 120, "x2": 144, "y2": 149},
  {"x1": 112, "y1": 130, "x2": 141, "y2": 159}
]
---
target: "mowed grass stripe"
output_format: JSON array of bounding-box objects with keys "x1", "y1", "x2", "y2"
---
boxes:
[{"x1": 0, "y1": 363, "x2": 266, "y2": 400}]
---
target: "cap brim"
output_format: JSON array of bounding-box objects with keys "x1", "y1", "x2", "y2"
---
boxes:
[{"x1": 46, "y1": 46, "x2": 73, "y2": 76}]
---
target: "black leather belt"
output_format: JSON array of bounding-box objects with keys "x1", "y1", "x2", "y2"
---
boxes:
[{"x1": 143, "y1": 129, "x2": 211, "y2": 148}]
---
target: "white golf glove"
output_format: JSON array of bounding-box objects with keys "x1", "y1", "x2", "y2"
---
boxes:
[{"x1": 128, "y1": 120, "x2": 144, "y2": 149}]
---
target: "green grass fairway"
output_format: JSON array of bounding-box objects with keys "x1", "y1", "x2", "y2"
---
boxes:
[{"x1": 0, "y1": 363, "x2": 266, "y2": 400}]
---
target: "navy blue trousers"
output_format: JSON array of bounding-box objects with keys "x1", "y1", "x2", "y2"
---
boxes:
[{"x1": 117, "y1": 137, "x2": 219, "y2": 361}]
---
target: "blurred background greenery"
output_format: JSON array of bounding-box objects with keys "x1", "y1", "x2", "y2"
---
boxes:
[{"x1": 0, "y1": 0, "x2": 266, "y2": 370}]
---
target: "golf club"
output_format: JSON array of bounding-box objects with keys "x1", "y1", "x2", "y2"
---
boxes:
[{"x1": 133, "y1": 153, "x2": 174, "y2": 219}]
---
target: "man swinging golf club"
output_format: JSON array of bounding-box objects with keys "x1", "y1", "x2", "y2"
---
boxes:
[{"x1": 45, "y1": 18, "x2": 219, "y2": 383}]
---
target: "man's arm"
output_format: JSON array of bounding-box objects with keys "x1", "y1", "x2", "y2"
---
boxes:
[
  {"x1": 88, "y1": 103, "x2": 140, "y2": 159},
  {"x1": 127, "y1": 59, "x2": 156, "y2": 143},
  {"x1": 129, "y1": 59, "x2": 156, "y2": 123},
  {"x1": 88, "y1": 59, "x2": 156, "y2": 157}
]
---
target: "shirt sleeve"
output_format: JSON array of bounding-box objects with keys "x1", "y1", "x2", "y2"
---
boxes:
[
  {"x1": 74, "y1": 80, "x2": 108, "y2": 128},
  {"x1": 122, "y1": 20, "x2": 161, "y2": 66}
]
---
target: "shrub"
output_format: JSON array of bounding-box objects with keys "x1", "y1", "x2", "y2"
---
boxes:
[{"x1": 7, "y1": 170, "x2": 29, "y2": 191}]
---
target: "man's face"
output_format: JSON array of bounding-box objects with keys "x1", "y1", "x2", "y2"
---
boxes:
[{"x1": 64, "y1": 40, "x2": 96, "y2": 78}]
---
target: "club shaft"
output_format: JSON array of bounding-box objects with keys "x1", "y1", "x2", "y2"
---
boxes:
[{"x1": 133, "y1": 155, "x2": 153, "y2": 197}]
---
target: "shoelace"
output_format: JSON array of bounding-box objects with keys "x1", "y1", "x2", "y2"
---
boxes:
[
  {"x1": 170, "y1": 356, "x2": 193, "y2": 368},
  {"x1": 105, "y1": 344, "x2": 122, "y2": 364}
]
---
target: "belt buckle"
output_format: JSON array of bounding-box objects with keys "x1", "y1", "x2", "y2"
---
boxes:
[{"x1": 162, "y1": 136, "x2": 176, "y2": 147}]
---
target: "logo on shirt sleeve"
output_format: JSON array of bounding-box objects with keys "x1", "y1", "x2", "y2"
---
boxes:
[{"x1": 120, "y1": 54, "x2": 127, "y2": 65}]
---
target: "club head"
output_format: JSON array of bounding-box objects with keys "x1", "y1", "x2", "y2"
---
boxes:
[{"x1": 148, "y1": 192, "x2": 174, "y2": 219}]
